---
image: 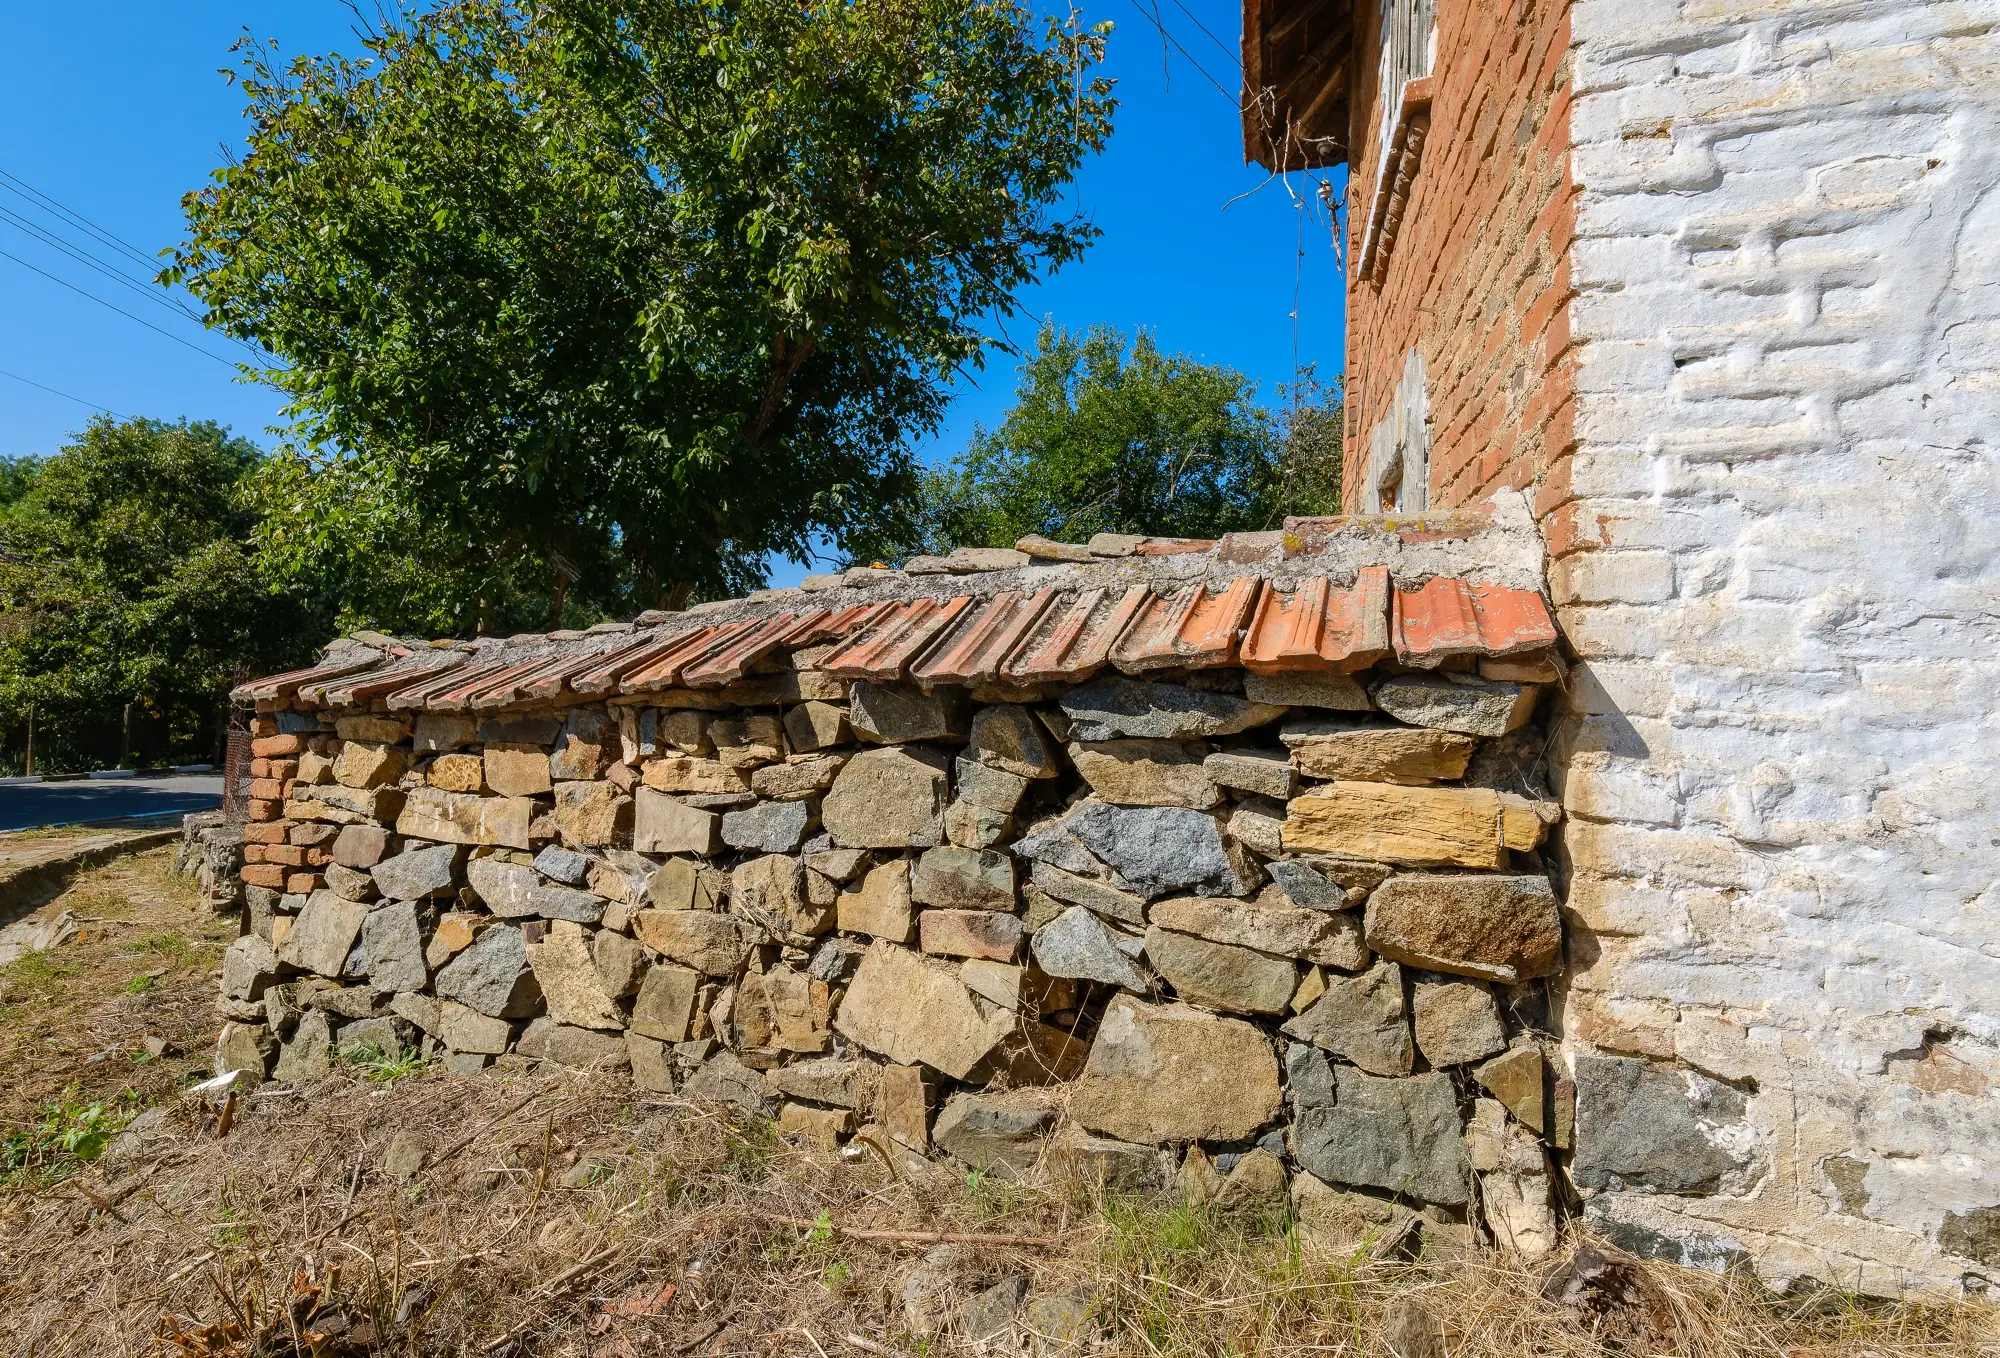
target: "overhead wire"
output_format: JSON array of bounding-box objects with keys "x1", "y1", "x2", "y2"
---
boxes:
[
  {"x1": 1165, "y1": 0, "x2": 1242, "y2": 68},
  {"x1": 0, "y1": 204, "x2": 213, "y2": 328},
  {"x1": 1121, "y1": 0, "x2": 1239, "y2": 105},
  {"x1": 0, "y1": 168, "x2": 275, "y2": 368},
  {"x1": 0, "y1": 169, "x2": 164, "y2": 275},
  {"x1": 0, "y1": 366, "x2": 123, "y2": 417},
  {"x1": 0, "y1": 248, "x2": 242, "y2": 369}
]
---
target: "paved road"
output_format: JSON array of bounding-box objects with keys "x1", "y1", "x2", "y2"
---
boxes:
[{"x1": 0, "y1": 775, "x2": 224, "y2": 832}]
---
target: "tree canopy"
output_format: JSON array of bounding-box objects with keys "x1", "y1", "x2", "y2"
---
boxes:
[
  {"x1": 0, "y1": 418, "x2": 333, "y2": 769},
  {"x1": 173, "y1": 0, "x2": 1114, "y2": 625},
  {"x1": 853, "y1": 323, "x2": 1343, "y2": 562}
]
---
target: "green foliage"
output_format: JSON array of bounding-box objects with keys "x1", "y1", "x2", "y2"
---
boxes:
[
  {"x1": 0, "y1": 417, "x2": 333, "y2": 768},
  {"x1": 338, "y1": 1042, "x2": 429, "y2": 1084},
  {"x1": 174, "y1": 0, "x2": 1115, "y2": 620},
  {"x1": 851, "y1": 325, "x2": 1342, "y2": 563},
  {"x1": 0, "y1": 1088, "x2": 129, "y2": 1190}
]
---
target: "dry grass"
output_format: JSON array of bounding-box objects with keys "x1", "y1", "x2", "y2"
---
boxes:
[
  {"x1": 0, "y1": 854, "x2": 1994, "y2": 1357},
  {"x1": 0, "y1": 849, "x2": 232, "y2": 1134}
]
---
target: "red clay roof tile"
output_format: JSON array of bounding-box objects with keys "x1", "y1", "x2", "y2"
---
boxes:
[
  {"x1": 1241, "y1": 567, "x2": 1392, "y2": 672},
  {"x1": 257, "y1": 501, "x2": 1558, "y2": 710},
  {"x1": 312, "y1": 653, "x2": 466, "y2": 707},
  {"x1": 679, "y1": 610, "x2": 829, "y2": 687},
  {"x1": 817, "y1": 596, "x2": 973, "y2": 680},
  {"x1": 1392, "y1": 578, "x2": 1558, "y2": 665},
  {"x1": 910, "y1": 589, "x2": 1059, "y2": 687}
]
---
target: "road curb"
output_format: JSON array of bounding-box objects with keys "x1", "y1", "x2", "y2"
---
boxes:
[{"x1": 0, "y1": 828, "x2": 186, "y2": 920}]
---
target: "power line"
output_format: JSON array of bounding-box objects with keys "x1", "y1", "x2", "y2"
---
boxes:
[
  {"x1": 0, "y1": 205, "x2": 210, "y2": 327},
  {"x1": 1123, "y1": 0, "x2": 1238, "y2": 104},
  {"x1": 0, "y1": 366, "x2": 122, "y2": 417},
  {"x1": 1166, "y1": 0, "x2": 1242, "y2": 69},
  {"x1": 0, "y1": 248, "x2": 242, "y2": 369},
  {"x1": 0, "y1": 169, "x2": 163, "y2": 276},
  {"x1": 0, "y1": 167, "x2": 272, "y2": 366}
]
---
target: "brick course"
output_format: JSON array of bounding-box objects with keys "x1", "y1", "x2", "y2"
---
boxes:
[{"x1": 1343, "y1": 0, "x2": 1577, "y2": 514}]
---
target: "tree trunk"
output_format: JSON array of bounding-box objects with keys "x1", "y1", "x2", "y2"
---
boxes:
[
  {"x1": 548, "y1": 569, "x2": 568, "y2": 631},
  {"x1": 24, "y1": 704, "x2": 34, "y2": 777},
  {"x1": 121, "y1": 702, "x2": 133, "y2": 769}
]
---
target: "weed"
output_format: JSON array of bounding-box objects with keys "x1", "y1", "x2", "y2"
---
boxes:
[
  {"x1": 124, "y1": 973, "x2": 158, "y2": 996},
  {"x1": 723, "y1": 1117, "x2": 777, "y2": 1181},
  {"x1": 131, "y1": 932, "x2": 197, "y2": 969},
  {"x1": 0, "y1": 1088, "x2": 129, "y2": 1190},
  {"x1": 965, "y1": 1165, "x2": 1031, "y2": 1223},
  {"x1": 338, "y1": 1043, "x2": 429, "y2": 1084},
  {"x1": 1104, "y1": 1194, "x2": 1219, "y2": 1267},
  {"x1": 2, "y1": 951, "x2": 79, "y2": 1003}
]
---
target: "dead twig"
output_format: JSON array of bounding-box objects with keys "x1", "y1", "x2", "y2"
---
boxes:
[
  {"x1": 71, "y1": 1181, "x2": 128, "y2": 1224},
  {"x1": 772, "y1": 1218, "x2": 1056, "y2": 1247},
  {"x1": 530, "y1": 1244, "x2": 623, "y2": 1298},
  {"x1": 421, "y1": 1086, "x2": 552, "y2": 1175}
]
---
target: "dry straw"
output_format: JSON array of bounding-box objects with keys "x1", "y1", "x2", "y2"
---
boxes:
[{"x1": 1, "y1": 1062, "x2": 1993, "y2": 1357}]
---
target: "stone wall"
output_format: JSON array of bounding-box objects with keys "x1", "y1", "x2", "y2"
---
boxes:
[
  {"x1": 1343, "y1": 0, "x2": 1578, "y2": 513},
  {"x1": 1548, "y1": 0, "x2": 2000, "y2": 1295},
  {"x1": 220, "y1": 649, "x2": 1574, "y2": 1254}
]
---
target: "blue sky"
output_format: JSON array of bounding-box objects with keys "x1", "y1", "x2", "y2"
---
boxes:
[{"x1": 0, "y1": 1, "x2": 1346, "y2": 588}]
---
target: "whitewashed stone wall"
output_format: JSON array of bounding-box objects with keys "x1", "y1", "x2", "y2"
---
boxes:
[{"x1": 1556, "y1": 0, "x2": 2000, "y2": 1295}]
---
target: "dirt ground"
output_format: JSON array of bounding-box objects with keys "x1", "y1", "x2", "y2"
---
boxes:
[{"x1": 0, "y1": 851, "x2": 1994, "y2": 1358}]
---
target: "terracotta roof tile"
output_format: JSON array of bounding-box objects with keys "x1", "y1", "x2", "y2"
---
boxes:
[
  {"x1": 622, "y1": 621, "x2": 755, "y2": 692},
  {"x1": 910, "y1": 589, "x2": 1059, "y2": 687},
  {"x1": 1108, "y1": 578, "x2": 1261, "y2": 672},
  {"x1": 1239, "y1": 566, "x2": 1391, "y2": 673},
  {"x1": 383, "y1": 656, "x2": 512, "y2": 711},
  {"x1": 817, "y1": 596, "x2": 973, "y2": 680},
  {"x1": 237, "y1": 654, "x2": 387, "y2": 703},
  {"x1": 311, "y1": 652, "x2": 465, "y2": 707},
  {"x1": 1392, "y1": 577, "x2": 1558, "y2": 665},
  {"x1": 249, "y1": 493, "x2": 1561, "y2": 711},
  {"x1": 679, "y1": 610, "x2": 829, "y2": 687}
]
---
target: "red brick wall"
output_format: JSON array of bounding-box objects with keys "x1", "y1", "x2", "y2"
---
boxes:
[{"x1": 1343, "y1": 0, "x2": 1577, "y2": 521}]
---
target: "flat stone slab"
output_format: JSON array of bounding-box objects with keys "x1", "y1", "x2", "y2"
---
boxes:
[
  {"x1": 834, "y1": 940, "x2": 1013, "y2": 1080},
  {"x1": 1059, "y1": 677, "x2": 1285, "y2": 742},
  {"x1": 1290, "y1": 1056, "x2": 1469, "y2": 1206},
  {"x1": 1065, "y1": 801, "x2": 1249, "y2": 900},
  {"x1": 1283, "y1": 783, "x2": 1509, "y2": 869},
  {"x1": 1363, "y1": 874, "x2": 1562, "y2": 983},
  {"x1": 1571, "y1": 1054, "x2": 1756, "y2": 1195},
  {"x1": 1143, "y1": 927, "x2": 1297, "y2": 1015},
  {"x1": 1281, "y1": 960, "x2": 1412, "y2": 1076},
  {"x1": 1072, "y1": 995, "x2": 1281, "y2": 1145},
  {"x1": 1370, "y1": 673, "x2": 1537, "y2": 736}
]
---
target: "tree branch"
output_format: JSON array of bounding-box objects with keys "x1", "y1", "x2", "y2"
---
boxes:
[{"x1": 747, "y1": 334, "x2": 818, "y2": 445}]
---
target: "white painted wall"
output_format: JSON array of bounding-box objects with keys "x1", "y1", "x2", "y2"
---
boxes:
[{"x1": 1557, "y1": 0, "x2": 2000, "y2": 1294}]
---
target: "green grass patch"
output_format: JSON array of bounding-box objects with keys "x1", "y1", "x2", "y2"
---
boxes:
[
  {"x1": 338, "y1": 1042, "x2": 429, "y2": 1084},
  {"x1": 130, "y1": 931, "x2": 197, "y2": 968},
  {"x1": 1, "y1": 950, "x2": 80, "y2": 1003},
  {"x1": 0, "y1": 1088, "x2": 130, "y2": 1191}
]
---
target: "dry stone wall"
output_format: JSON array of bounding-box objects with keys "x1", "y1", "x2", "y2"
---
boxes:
[{"x1": 221, "y1": 648, "x2": 1573, "y2": 1251}]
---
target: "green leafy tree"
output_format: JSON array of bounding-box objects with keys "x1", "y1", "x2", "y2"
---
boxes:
[
  {"x1": 172, "y1": 0, "x2": 1114, "y2": 623},
  {"x1": 856, "y1": 324, "x2": 1341, "y2": 561},
  {"x1": 0, "y1": 418, "x2": 332, "y2": 770}
]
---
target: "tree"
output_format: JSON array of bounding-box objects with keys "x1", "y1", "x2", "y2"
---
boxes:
[
  {"x1": 853, "y1": 323, "x2": 1342, "y2": 561},
  {"x1": 172, "y1": 0, "x2": 1114, "y2": 621},
  {"x1": 0, "y1": 418, "x2": 333, "y2": 770}
]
